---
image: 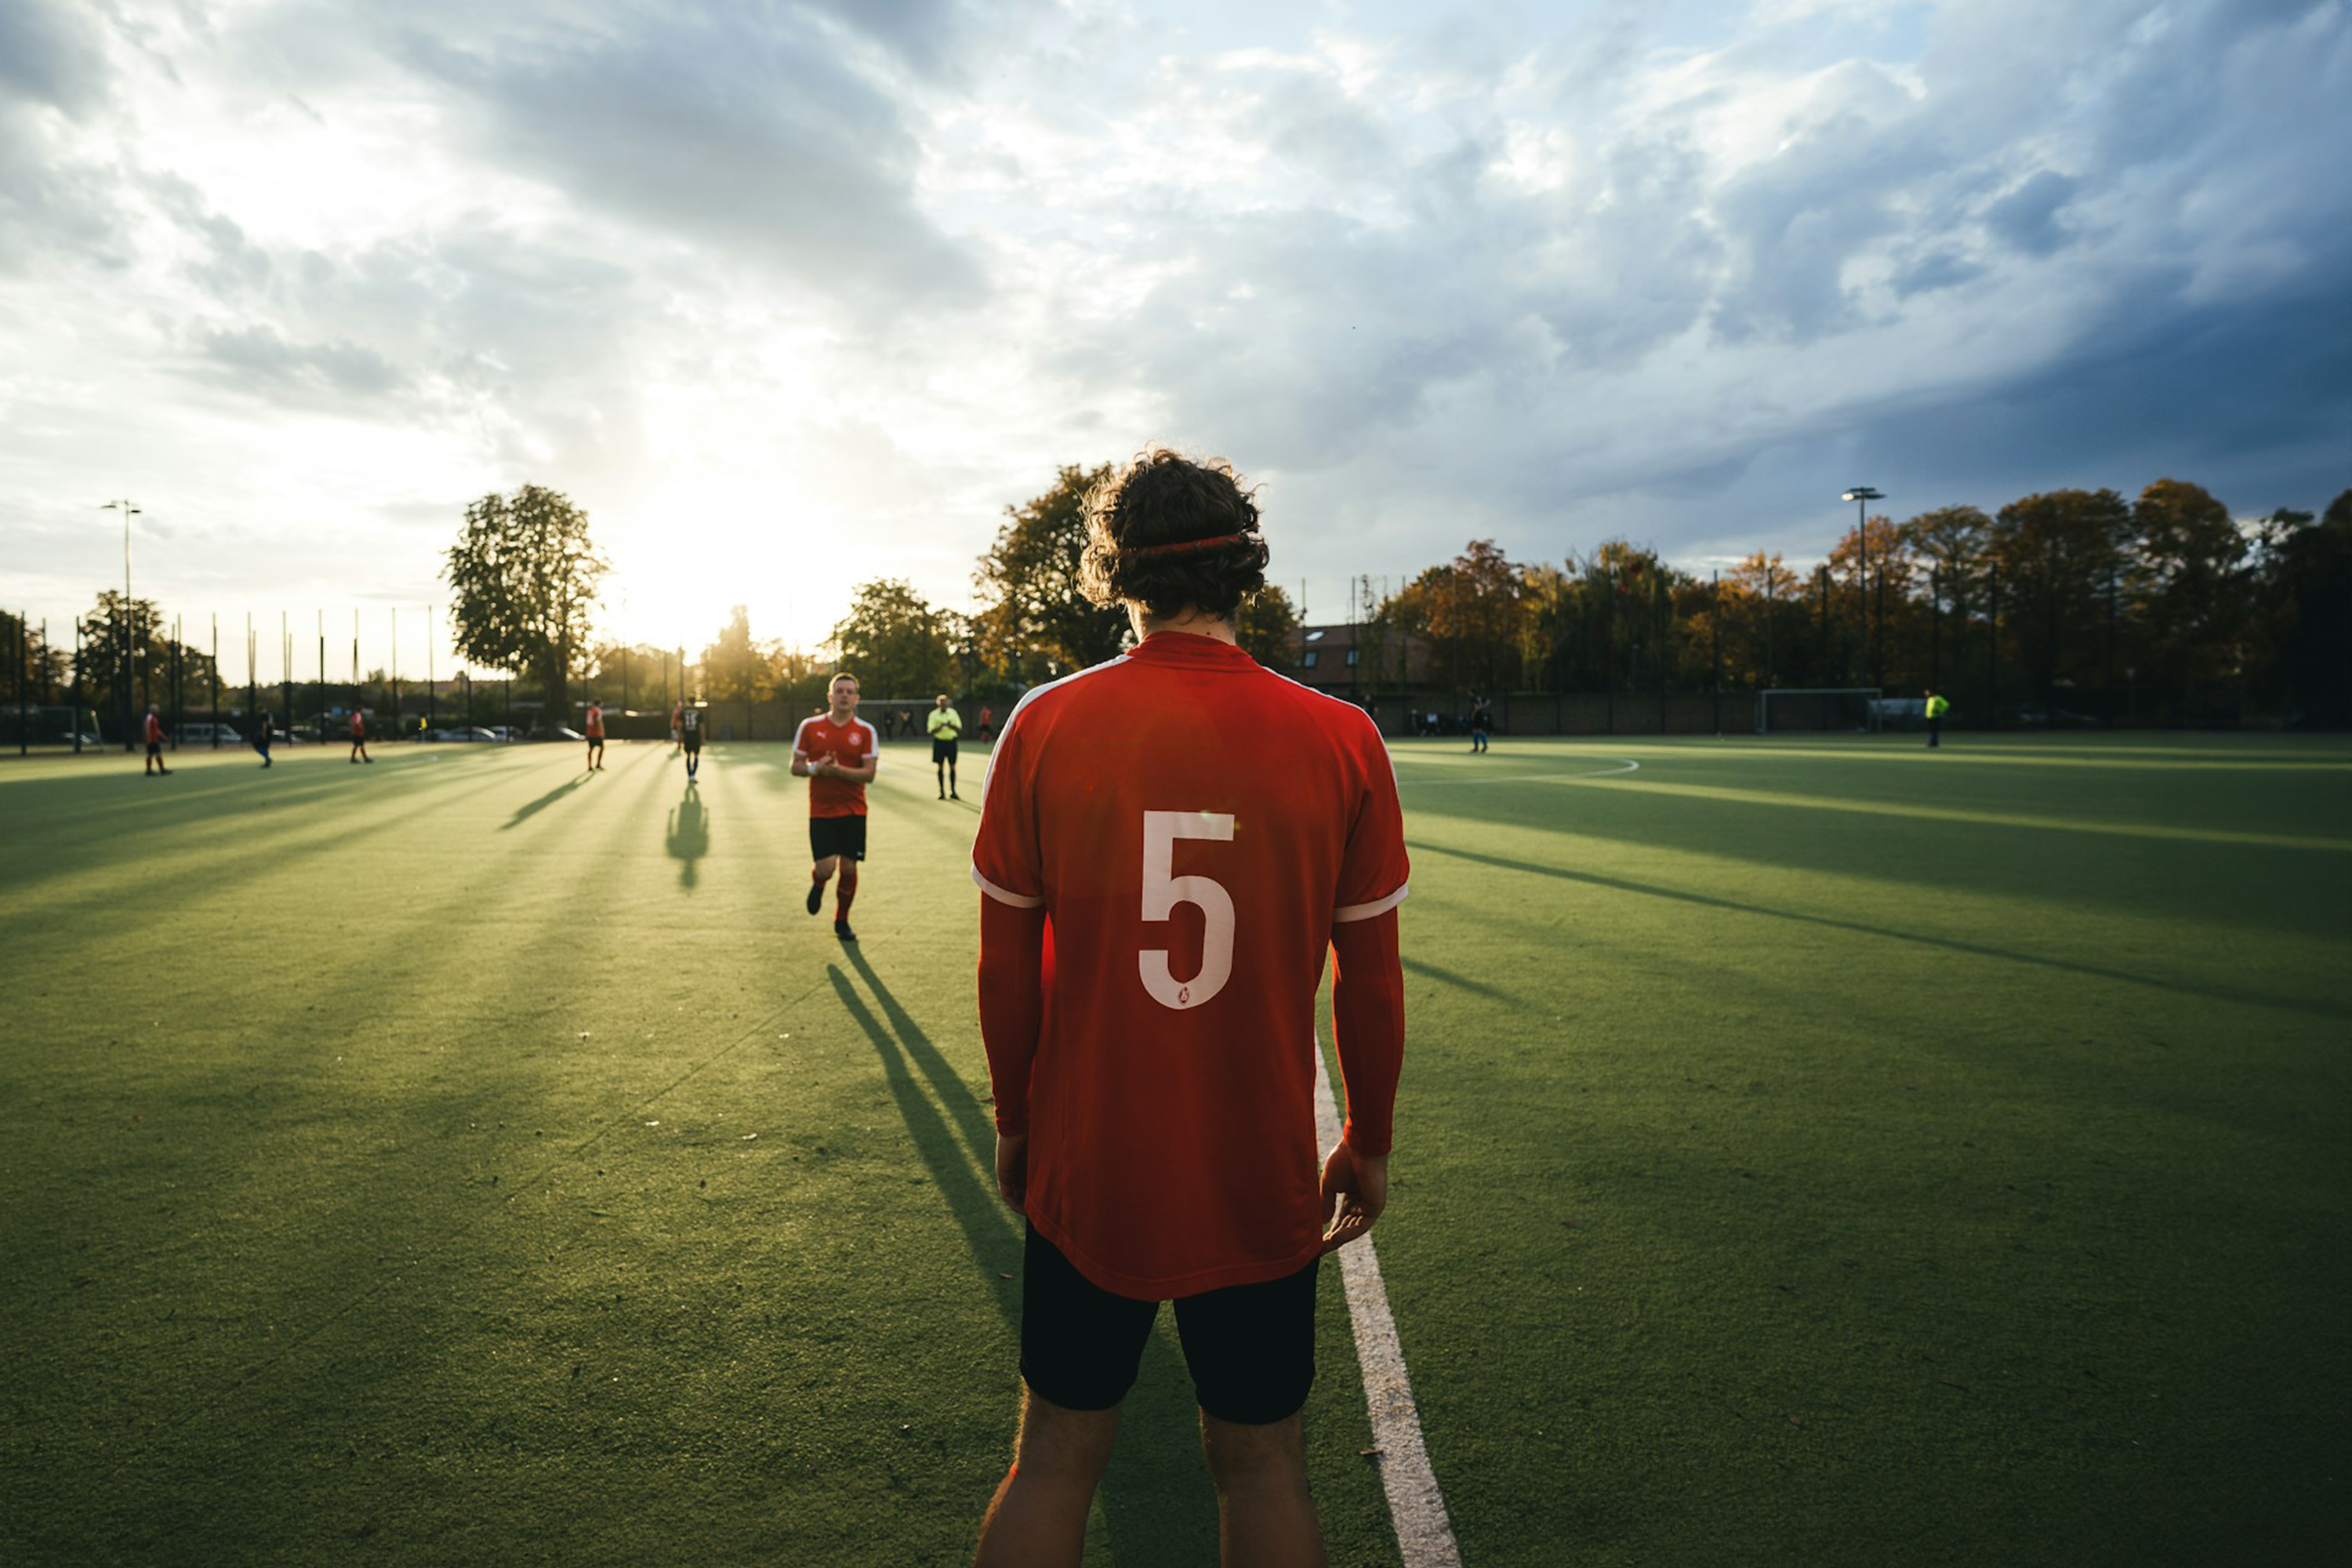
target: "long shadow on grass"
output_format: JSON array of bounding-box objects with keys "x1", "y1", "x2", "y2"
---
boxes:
[
  {"x1": 828, "y1": 967, "x2": 1018, "y2": 1323},
  {"x1": 499, "y1": 771, "x2": 591, "y2": 829},
  {"x1": 829, "y1": 957, "x2": 1221, "y2": 1566},
  {"x1": 1403, "y1": 953, "x2": 1529, "y2": 1009},
  {"x1": 1410, "y1": 837, "x2": 2352, "y2": 1024}
]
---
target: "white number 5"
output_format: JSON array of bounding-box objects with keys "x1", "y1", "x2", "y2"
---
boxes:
[{"x1": 1139, "y1": 810, "x2": 1236, "y2": 1009}]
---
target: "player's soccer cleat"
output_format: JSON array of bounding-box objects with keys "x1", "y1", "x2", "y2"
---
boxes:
[
  {"x1": 805, "y1": 881, "x2": 824, "y2": 916},
  {"x1": 833, "y1": 919, "x2": 857, "y2": 942}
]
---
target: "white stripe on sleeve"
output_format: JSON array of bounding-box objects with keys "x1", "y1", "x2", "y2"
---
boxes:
[
  {"x1": 972, "y1": 865, "x2": 1046, "y2": 909},
  {"x1": 1334, "y1": 884, "x2": 1410, "y2": 923}
]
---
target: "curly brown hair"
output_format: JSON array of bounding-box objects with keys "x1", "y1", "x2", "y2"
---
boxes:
[{"x1": 1079, "y1": 448, "x2": 1271, "y2": 620}]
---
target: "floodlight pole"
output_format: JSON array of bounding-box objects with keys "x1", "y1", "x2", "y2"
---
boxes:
[
  {"x1": 1842, "y1": 487, "x2": 1883, "y2": 688},
  {"x1": 100, "y1": 499, "x2": 140, "y2": 747}
]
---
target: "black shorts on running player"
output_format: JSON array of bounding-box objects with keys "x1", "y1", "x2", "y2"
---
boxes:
[
  {"x1": 808, "y1": 814, "x2": 867, "y2": 863},
  {"x1": 1018, "y1": 1225, "x2": 1319, "y2": 1425}
]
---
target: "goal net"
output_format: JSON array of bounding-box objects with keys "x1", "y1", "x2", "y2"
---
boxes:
[{"x1": 1755, "y1": 688, "x2": 1882, "y2": 734}]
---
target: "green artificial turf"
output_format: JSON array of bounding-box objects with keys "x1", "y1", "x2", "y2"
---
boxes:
[{"x1": 2, "y1": 731, "x2": 2346, "y2": 1566}]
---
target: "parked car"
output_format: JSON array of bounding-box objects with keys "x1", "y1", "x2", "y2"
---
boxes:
[
  {"x1": 484, "y1": 725, "x2": 523, "y2": 742},
  {"x1": 174, "y1": 722, "x2": 245, "y2": 746},
  {"x1": 430, "y1": 726, "x2": 503, "y2": 742},
  {"x1": 550, "y1": 725, "x2": 584, "y2": 741}
]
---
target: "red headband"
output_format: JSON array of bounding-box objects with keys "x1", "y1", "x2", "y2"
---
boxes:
[{"x1": 1120, "y1": 531, "x2": 1251, "y2": 557}]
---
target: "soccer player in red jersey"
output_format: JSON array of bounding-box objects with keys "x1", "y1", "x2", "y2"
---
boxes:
[
  {"x1": 969, "y1": 449, "x2": 1409, "y2": 1567},
  {"x1": 793, "y1": 673, "x2": 879, "y2": 942},
  {"x1": 584, "y1": 701, "x2": 605, "y2": 771},
  {"x1": 348, "y1": 707, "x2": 372, "y2": 764},
  {"x1": 143, "y1": 705, "x2": 170, "y2": 775}
]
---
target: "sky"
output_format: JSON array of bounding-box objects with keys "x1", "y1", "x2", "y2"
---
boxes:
[{"x1": 3, "y1": 0, "x2": 2347, "y2": 684}]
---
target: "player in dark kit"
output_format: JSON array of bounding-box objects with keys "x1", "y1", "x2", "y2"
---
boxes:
[
  {"x1": 680, "y1": 702, "x2": 704, "y2": 779},
  {"x1": 970, "y1": 448, "x2": 1408, "y2": 1567},
  {"x1": 253, "y1": 710, "x2": 274, "y2": 768},
  {"x1": 793, "y1": 673, "x2": 878, "y2": 942}
]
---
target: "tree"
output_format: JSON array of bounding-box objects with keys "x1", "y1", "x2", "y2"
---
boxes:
[
  {"x1": 975, "y1": 463, "x2": 1128, "y2": 681},
  {"x1": 2130, "y1": 478, "x2": 2250, "y2": 716},
  {"x1": 443, "y1": 485, "x2": 608, "y2": 731},
  {"x1": 1991, "y1": 488, "x2": 2132, "y2": 713},
  {"x1": 1385, "y1": 540, "x2": 1526, "y2": 693},
  {"x1": 1231, "y1": 584, "x2": 1301, "y2": 670},
  {"x1": 2252, "y1": 490, "x2": 2352, "y2": 725},
  {"x1": 699, "y1": 606, "x2": 781, "y2": 702},
  {"x1": 832, "y1": 579, "x2": 958, "y2": 697}
]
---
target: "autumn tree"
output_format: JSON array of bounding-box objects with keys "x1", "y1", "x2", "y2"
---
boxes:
[
  {"x1": 831, "y1": 578, "x2": 959, "y2": 697},
  {"x1": 443, "y1": 485, "x2": 608, "y2": 731},
  {"x1": 975, "y1": 463, "x2": 1128, "y2": 680},
  {"x1": 1386, "y1": 539, "x2": 1525, "y2": 693},
  {"x1": 1231, "y1": 583, "x2": 1301, "y2": 670}
]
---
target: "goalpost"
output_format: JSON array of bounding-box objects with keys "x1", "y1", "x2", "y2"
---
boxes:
[{"x1": 1755, "y1": 687, "x2": 1883, "y2": 735}]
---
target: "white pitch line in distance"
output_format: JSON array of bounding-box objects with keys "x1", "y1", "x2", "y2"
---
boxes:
[
  {"x1": 1314, "y1": 1047, "x2": 1465, "y2": 1568},
  {"x1": 1396, "y1": 757, "x2": 1641, "y2": 786}
]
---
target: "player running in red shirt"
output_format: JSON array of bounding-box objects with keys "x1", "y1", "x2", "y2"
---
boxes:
[
  {"x1": 585, "y1": 701, "x2": 605, "y2": 771},
  {"x1": 348, "y1": 708, "x2": 372, "y2": 764},
  {"x1": 793, "y1": 673, "x2": 879, "y2": 942},
  {"x1": 970, "y1": 448, "x2": 1408, "y2": 1567},
  {"x1": 143, "y1": 705, "x2": 170, "y2": 775}
]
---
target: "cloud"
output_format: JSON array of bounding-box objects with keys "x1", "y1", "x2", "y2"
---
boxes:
[
  {"x1": 190, "y1": 324, "x2": 408, "y2": 404},
  {"x1": 395, "y1": 2, "x2": 987, "y2": 313}
]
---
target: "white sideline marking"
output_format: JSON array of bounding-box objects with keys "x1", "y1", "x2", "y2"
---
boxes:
[
  {"x1": 1315, "y1": 1049, "x2": 1465, "y2": 1568},
  {"x1": 1395, "y1": 757, "x2": 1640, "y2": 786}
]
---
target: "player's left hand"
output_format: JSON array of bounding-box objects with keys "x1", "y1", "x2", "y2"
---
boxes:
[
  {"x1": 1319, "y1": 1140, "x2": 1388, "y2": 1253},
  {"x1": 996, "y1": 1131, "x2": 1029, "y2": 1215}
]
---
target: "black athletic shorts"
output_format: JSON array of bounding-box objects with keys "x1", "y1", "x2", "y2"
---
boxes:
[
  {"x1": 808, "y1": 813, "x2": 867, "y2": 863},
  {"x1": 931, "y1": 737, "x2": 958, "y2": 764},
  {"x1": 1019, "y1": 1224, "x2": 1319, "y2": 1425},
  {"x1": 683, "y1": 732, "x2": 702, "y2": 753},
  {"x1": 146, "y1": 741, "x2": 162, "y2": 757}
]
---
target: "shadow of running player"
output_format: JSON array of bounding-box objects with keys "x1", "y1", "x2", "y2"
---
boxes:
[{"x1": 830, "y1": 949, "x2": 1221, "y2": 1566}]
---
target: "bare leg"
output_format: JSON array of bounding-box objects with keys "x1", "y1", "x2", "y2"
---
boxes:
[
  {"x1": 1201, "y1": 1411, "x2": 1325, "y2": 1568},
  {"x1": 974, "y1": 1389, "x2": 1120, "y2": 1568}
]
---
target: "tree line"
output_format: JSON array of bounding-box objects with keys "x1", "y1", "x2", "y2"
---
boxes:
[
  {"x1": 11, "y1": 473, "x2": 2343, "y2": 738},
  {"x1": 1373, "y1": 481, "x2": 2351, "y2": 727}
]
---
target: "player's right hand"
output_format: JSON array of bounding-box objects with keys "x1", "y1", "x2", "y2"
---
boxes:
[
  {"x1": 996, "y1": 1131, "x2": 1029, "y2": 1216},
  {"x1": 1319, "y1": 1141, "x2": 1388, "y2": 1253}
]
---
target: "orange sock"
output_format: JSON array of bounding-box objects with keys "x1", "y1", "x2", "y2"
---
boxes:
[{"x1": 836, "y1": 863, "x2": 858, "y2": 920}]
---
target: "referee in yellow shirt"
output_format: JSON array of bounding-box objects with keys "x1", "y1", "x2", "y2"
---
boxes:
[{"x1": 927, "y1": 693, "x2": 964, "y2": 800}]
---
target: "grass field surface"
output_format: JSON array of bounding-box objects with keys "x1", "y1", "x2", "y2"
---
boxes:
[{"x1": 2, "y1": 730, "x2": 2346, "y2": 1566}]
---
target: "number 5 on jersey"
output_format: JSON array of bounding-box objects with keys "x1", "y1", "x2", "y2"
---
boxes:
[{"x1": 1139, "y1": 811, "x2": 1236, "y2": 1010}]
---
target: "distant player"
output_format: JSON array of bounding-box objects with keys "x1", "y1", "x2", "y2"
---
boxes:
[
  {"x1": 792, "y1": 673, "x2": 878, "y2": 942},
  {"x1": 253, "y1": 710, "x2": 273, "y2": 768},
  {"x1": 978, "y1": 703, "x2": 996, "y2": 741},
  {"x1": 670, "y1": 701, "x2": 682, "y2": 746},
  {"x1": 969, "y1": 448, "x2": 1408, "y2": 1566},
  {"x1": 681, "y1": 702, "x2": 704, "y2": 780},
  {"x1": 927, "y1": 692, "x2": 963, "y2": 800},
  {"x1": 1925, "y1": 688, "x2": 1950, "y2": 749},
  {"x1": 143, "y1": 705, "x2": 170, "y2": 775},
  {"x1": 349, "y1": 708, "x2": 372, "y2": 764},
  {"x1": 1468, "y1": 693, "x2": 1492, "y2": 753},
  {"x1": 585, "y1": 701, "x2": 605, "y2": 771}
]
